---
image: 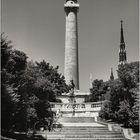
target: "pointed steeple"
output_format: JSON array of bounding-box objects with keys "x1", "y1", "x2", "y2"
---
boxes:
[
  {"x1": 120, "y1": 20, "x2": 124, "y2": 44},
  {"x1": 119, "y1": 20, "x2": 127, "y2": 65},
  {"x1": 110, "y1": 68, "x2": 114, "y2": 81}
]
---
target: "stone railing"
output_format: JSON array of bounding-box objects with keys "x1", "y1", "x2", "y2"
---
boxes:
[{"x1": 50, "y1": 101, "x2": 105, "y2": 113}]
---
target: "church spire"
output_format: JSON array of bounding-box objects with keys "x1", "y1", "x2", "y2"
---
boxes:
[
  {"x1": 120, "y1": 20, "x2": 124, "y2": 44},
  {"x1": 119, "y1": 20, "x2": 127, "y2": 65},
  {"x1": 110, "y1": 68, "x2": 114, "y2": 81}
]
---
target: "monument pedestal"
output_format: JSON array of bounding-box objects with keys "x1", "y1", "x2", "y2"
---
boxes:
[
  {"x1": 50, "y1": 94, "x2": 103, "y2": 118},
  {"x1": 57, "y1": 91, "x2": 90, "y2": 103}
]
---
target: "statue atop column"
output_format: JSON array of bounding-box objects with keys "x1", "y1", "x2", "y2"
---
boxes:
[{"x1": 66, "y1": 0, "x2": 77, "y2": 2}]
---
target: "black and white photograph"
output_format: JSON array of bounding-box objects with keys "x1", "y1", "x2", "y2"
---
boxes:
[{"x1": 1, "y1": 0, "x2": 139, "y2": 139}]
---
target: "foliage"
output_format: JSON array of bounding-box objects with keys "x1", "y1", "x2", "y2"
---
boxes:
[
  {"x1": 35, "y1": 100, "x2": 50, "y2": 120},
  {"x1": 1, "y1": 34, "x2": 28, "y2": 132},
  {"x1": 117, "y1": 62, "x2": 139, "y2": 129},
  {"x1": 35, "y1": 60, "x2": 69, "y2": 96},
  {"x1": 1, "y1": 33, "x2": 12, "y2": 69},
  {"x1": 117, "y1": 100, "x2": 133, "y2": 126},
  {"x1": 99, "y1": 101, "x2": 112, "y2": 120},
  {"x1": 87, "y1": 79, "x2": 106, "y2": 102},
  {"x1": 118, "y1": 62, "x2": 139, "y2": 88},
  {"x1": 1, "y1": 84, "x2": 16, "y2": 131},
  {"x1": 1, "y1": 34, "x2": 69, "y2": 133},
  {"x1": 99, "y1": 62, "x2": 139, "y2": 132}
]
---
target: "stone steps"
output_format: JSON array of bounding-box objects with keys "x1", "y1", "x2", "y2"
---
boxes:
[
  {"x1": 38, "y1": 117, "x2": 126, "y2": 140},
  {"x1": 59, "y1": 128, "x2": 109, "y2": 131},
  {"x1": 58, "y1": 117, "x2": 95, "y2": 123},
  {"x1": 44, "y1": 126, "x2": 126, "y2": 140},
  {"x1": 47, "y1": 135, "x2": 124, "y2": 138},
  {"x1": 46, "y1": 138, "x2": 126, "y2": 140},
  {"x1": 61, "y1": 126, "x2": 107, "y2": 129},
  {"x1": 46, "y1": 132, "x2": 123, "y2": 135}
]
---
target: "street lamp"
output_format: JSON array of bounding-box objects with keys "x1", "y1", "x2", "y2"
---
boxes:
[
  {"x1": 72, "y1": 99, "x2": 76, "y2": 116},
  {"x1": 69, "y1": 88, "x2": 76, "y2": 116},
  {"x1": 69, "y1": 80, "x2": 76, "y2": 116}
]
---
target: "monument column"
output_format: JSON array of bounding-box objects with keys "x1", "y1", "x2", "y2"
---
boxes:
[{"x1": 64, "y1": 0, "x2": 79, "y2": 90}]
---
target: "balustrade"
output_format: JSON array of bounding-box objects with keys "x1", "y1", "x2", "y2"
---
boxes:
[{"x1": 50, "y1": 101, "x2": 105, "y2": 112}]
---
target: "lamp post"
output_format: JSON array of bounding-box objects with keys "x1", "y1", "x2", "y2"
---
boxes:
[
  {"x1": 69, "y1": 80, "x2": 76, "y2": 116},
  {"x1": 69, "y1": 88, "x2": 76, "y2": 116},
  {"x1": 72, "y1": 100, "x2": 76, "y2": 116}
]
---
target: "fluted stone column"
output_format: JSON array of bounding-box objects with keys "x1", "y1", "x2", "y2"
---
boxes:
[{"x1": 64, "y1": 0, "x2": 79, "y2": 90}]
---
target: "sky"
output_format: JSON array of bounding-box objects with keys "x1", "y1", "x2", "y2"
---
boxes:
[{"x1": 2, "y1": 0, "x2": 139, "y2": 92}]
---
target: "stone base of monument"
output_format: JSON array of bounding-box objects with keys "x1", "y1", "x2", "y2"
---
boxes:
[
  {"x1": 58, "y1": 91, "x2": 91, "y2": 103},
  {"x1": 51, "y1": 100, "x2": 103, "y2": 121}
]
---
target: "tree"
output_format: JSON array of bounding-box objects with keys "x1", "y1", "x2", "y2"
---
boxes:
[
  {"x1": 32, "y1": 60, "x2": 70, "y2": 121},
  {"x1": 11, "y1": 61, "x2": 39, "y2": 131},
  {"x1": 117, "y1": 62, "x2": 139, "y2": 129},
  {"x1": 117, "y1": 100, "x2": 133, "y2": 126},
  {"x1": 1, "y1": 34, "x2": 28, "y2": 132},
  {"x1": 14, "y1": 59, "x2": 69, "y2": 130},
  {"x1": 99, "y1": 101, "x2": 112, "y2": 120},
  {"x1": 1, "y1": 34, "x2": 70, "y2": 133},
  {"x1": 88, "y1": 79, "x2": 106, "y2": 102},
  {"x1": 99, "y1": 79, "x2": 123, "y2": 121},
  {"x1": 35, "y1": 100, "x2": 50, "y2": 120},
  {"x1": 1, "y1": 34, "x2": 17, "y2": 132},
  {"x1": 1, "y1": 33, "x2": 12, "y2": 69},
  {"x1": 99, "y1": 62, "x2": 139, "y2": 132},
  {"x1": 33, "y1": 60, "x2": 69, "y2": 101},
  {"x1": 118, "y1": 62, "x2": 139, "y2": 89},
  {"x1": 36, "y1": 60, "x2": 70, "y2": 95}
]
